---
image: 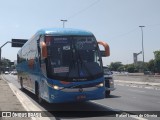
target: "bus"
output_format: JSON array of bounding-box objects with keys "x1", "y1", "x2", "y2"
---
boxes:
[{"x1": 16, "y1": 28, "x2": 110, "y2": 103}]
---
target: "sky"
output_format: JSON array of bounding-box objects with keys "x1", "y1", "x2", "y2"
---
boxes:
[{"x1": 0, "y1": 0, "x2": 160, "y2": 65}]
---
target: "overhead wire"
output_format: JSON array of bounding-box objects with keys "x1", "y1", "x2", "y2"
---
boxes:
[
  {"x1": 110, "y1": 27, "x2": 139, "y2": 40},
  {"x1": 67, "y1": 0, "x2": 101, "y2": 20},
  {"x1": 65, "y1": 0, "x2": 160, "y2": 40}
]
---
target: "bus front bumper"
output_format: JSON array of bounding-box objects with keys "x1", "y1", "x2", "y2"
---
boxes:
[{"x1": 48, "y1": 87, "x2": 105, "y2": 103}]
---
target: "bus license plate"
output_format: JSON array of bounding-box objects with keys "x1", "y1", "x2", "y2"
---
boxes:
[{"x1": 76, "y1": 95, "x2": 86, "y2": 100}]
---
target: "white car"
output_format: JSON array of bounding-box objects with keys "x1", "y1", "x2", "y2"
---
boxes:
[
  {"x1": 103, "y1": 66, "x2": 116, "y2": 96},
  {"x1": 4, "y1": 71, "x2": 9, "y2": 74},
  {"x1": 10, "y1": 71, "x2": 17, "y2": 75}
]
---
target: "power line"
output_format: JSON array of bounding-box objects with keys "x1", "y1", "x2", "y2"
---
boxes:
[
  {"x1": 111, "y1": 23, "x2": 160, "y2": 40},
  {"x1": 146, "y1": 23, "x2": 160, "y2": 27},
  {"x1": 111, "y1": 27, "x2": 138, "y2": 40},
  {"x1": 67, "y1": 0, "x2": 101, "y2": 20}
]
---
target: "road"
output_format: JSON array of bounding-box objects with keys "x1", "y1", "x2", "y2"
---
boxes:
[{"x1": 2, "y1": 74, "x2": 160, "y2": 120}]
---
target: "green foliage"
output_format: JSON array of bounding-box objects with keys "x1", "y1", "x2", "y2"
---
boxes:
[
  {"x1": 147, "y1": 59, "x2": 155, "y2": 72},
  {"x1": 126, "y1": 64, "x2": 135, "y2": 73},
  {"x1": 154, "y1": 50, "x2": 160, "y2": 73},
  {"x1": 108, "y1": 50, "x2": 160, "y2": 73},
  {"x1": 109, "y1": 62, "x2": 123, "y2": 71},
  {"x1": 154, "y1": 50, "x2": 160, "y2": 60},
  {"x1": 1, "y1": 57, "x2": 11, "y2": 67},
  {"x1": 117, "y1": 65, "x2": 126, "y2": 72}
]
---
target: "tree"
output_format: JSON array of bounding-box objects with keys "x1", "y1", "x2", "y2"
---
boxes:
[
  {"x1": 117, "y1": 65, "x2": 126, "y2": 72},
  {"x1": 1, "y1": 58, "x2": 11, "y2": 67},
  {"x1": 0, "y1": 57, "x2": 11, "y2": 72},
  {"x1": 109, "y1": 62, "x2": 123, "y2": 71},
  {"x1": 154, "y1": 50, "x2": 160, "y2": 73},
  {"x1": 147, "y1": 59, "x2": 155, "y2": 73},
  {"x1": 126, "y1": 64, "x2": 135, "y2": 73}
]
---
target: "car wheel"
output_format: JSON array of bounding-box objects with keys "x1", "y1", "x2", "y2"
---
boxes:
[
  {"x1": 105, "y1": 90, "x2": 110, "y2": 97},
  {"x1": 20, "y1": 78, "x2": 24, "y2": 91}
]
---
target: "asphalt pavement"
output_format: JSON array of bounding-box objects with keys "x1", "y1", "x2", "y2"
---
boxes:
[{"x1": 1, "y1": 74, "x2": 160, "y2": 120}]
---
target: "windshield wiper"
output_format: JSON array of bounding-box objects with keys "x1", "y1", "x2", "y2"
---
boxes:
[{"x1": 65, "y1": 49, "x2": 76, "y2": 78}]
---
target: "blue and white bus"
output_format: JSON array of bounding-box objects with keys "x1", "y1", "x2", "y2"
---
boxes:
[{"x1": 16, "y1": 28, "x2": 110, "y2": 103}]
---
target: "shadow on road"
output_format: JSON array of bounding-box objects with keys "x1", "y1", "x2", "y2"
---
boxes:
[
  {"x1": 105, "y1": 95, "x2": 121, "y2": 99},
  {"x1": 21, "y1": 88, "x2": 120, "y2": 119}
]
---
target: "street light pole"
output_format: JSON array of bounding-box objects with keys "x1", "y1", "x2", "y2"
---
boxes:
[
  {"x1": 139, "y1": 26, "x2": 145, "y2": 65},
  {"x1": 0, "y1": 41, "x2": 11, "y2": 62},
  {"x1": 0, "y1": 41, "x2": 11, "y2": 74},
  {"x1": 61, "y1": 20, "x2": 67, "y2": 28}
]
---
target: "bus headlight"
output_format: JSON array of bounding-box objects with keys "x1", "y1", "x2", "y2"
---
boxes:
[
  {"x1": 53, "y1": 85, "x2": 63, "y2": 90},
  {"x1": 96, "y1": 82, "x2": 104, "y2": 87}
]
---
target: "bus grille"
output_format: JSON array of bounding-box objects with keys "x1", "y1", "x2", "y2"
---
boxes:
[{"x1": 72, "y1": 82, "x2": 101, "y2": 88}]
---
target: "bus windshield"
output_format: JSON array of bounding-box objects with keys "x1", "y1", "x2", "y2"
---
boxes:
[{"x1": 46, "y1": 36, "x2": 103, "y2": 82}]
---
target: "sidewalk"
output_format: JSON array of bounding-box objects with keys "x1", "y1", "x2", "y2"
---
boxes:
[{"x1": 0, "y1": 76, "x2": 30, "y2": 120}]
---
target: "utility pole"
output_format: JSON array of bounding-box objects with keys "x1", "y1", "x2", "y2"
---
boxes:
[
  {"x1": 61, "y1": 20, "x2": 67, "y2": 28},
  {"x1": 139, "y1": 26, "x2": 145, "y2": 70},
  {"x1": 0, "y1": 41, "x2": 11, "y2": 62}
]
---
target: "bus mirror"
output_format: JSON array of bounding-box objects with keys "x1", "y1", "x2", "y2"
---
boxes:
[
  {"x1": 98, "y1": 41, "x2": 110, "y2": 57},
  {"x1": 41, "y1": 42, "x2": 47, "y2": 58}
]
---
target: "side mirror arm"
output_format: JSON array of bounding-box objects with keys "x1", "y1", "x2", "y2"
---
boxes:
[{"x1": 98, "y1": 41, "x2": 110, "y2": 57}]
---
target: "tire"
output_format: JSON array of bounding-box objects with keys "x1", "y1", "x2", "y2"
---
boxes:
[
  {"x1": 105, "y1": 90, "x2": 110, "y2": 97},
  {"x1": 35, "y1": 83, "x2": 43, "y2": 104},
  {"x1": 20, "y1": 78, "x2": 24, "y2": 91}
]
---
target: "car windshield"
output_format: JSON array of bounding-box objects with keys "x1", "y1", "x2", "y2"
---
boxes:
[
  {"x1": 103, "y1": 67, "x2": 112, "y2": 75},
  {"x1": 46, "y1": 36, "x2": 103, "y2": 82}
]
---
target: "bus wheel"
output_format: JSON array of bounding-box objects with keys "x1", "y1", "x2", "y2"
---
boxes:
[
  {"x1": 20, "y1": 78, "x2": 24, "y2": 91},
  {"x1": 35, "y1": 83, "x2": 43, "y2": 104}
]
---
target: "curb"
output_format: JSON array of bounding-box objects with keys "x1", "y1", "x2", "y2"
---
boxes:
[
  {"x1": 115, "y1": 80, "x2": 160, "y2": 87},
  {"x1": 1, "y1": 75, "x2": 54, "y2": 120}
]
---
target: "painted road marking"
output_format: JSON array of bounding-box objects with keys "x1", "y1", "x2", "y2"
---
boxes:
[{"x1": 128, "y1": 89, "x2": 145, "y2": 93}]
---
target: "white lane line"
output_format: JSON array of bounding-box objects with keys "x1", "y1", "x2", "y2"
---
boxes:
[
  {"x1": 145, "y1": 86, "x2": 154, "y2": 89},
  {"x1": 130, "y1": 85, "x2": 138, "y2": 88},
  {"x1": 91, "y1": 101, "x2": 148, "y2": 120},
  {"x1": 128, "y1": 89, "x2": 145, "y2": 93},
  {"x1": 91, "y1": 100, "x2": 121, "y2": 112}
]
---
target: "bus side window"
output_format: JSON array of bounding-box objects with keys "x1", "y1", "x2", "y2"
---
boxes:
[{"x1": 37, "y1": 37, "x2": 41, "y2": 67}]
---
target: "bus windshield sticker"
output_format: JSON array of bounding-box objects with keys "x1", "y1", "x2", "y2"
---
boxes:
[
  {"x1": 76, "y1": 40, "x2": 95, "y2": 50},
  {"x1": 63, "y1": 46, "x2": 70, "y2": 50},
  {"x1": 53, "y1": 67, "x2": 69, "y2": 73},
  {"x1": 54, "y1": 38, "x2": 68, "y2": 44}
]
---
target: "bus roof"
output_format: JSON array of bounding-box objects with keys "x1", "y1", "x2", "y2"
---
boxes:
[
  {"x1": 18, "y1": 28, "x2": 94, "y2": 52},
  {"x1": 35, "y1": 28, "x2": 93, "y2": 36}
]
